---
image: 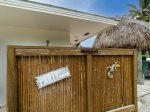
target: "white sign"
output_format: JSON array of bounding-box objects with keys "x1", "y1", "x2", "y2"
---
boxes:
[
  {"x1": 146, "y1": 58, "x2": 150, "y2": 62},
  {"x1": 35, "y1": 66, "x2": 71, "y2": 89}
]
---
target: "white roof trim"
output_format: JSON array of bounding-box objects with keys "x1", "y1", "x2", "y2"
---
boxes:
[{"x1": 0, "y1": 0, "x2": 118, "y2": 25}]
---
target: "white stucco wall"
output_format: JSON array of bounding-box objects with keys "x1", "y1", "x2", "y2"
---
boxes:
[{"x1": 0, "y1": 27, "x2": 70, "y2": 106}]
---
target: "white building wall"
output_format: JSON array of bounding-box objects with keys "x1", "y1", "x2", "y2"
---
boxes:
[{"x1": 0, "y1": 26, "x2": 70, "y2": 106}]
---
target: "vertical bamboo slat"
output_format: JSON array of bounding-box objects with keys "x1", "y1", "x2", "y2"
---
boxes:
[
  {"x1": 16, "y1": 55, "x2": 87, "y2": 112},
  {"x1": 87, "y1": 54, "x2": 93, "y2": 112},
  {"x1": 92, "y1": 56, "x2": 124, "y2": 112},
  {"x1": 7, "y1": 47, "x2": 17, "y2": 112}
]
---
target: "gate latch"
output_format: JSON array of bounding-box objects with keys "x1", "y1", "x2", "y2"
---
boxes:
[{"x1": 106, "y1": 62, "x2": 120, "y2": 78}]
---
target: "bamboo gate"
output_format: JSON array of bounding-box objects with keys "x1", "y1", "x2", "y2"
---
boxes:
[{"x1": 7, "y1": 46, "x2": 137, "y2": 112}]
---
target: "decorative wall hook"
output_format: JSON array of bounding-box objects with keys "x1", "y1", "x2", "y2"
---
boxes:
[{"x1": 106, "y1": 62, "x2": 120, "y2": 78}]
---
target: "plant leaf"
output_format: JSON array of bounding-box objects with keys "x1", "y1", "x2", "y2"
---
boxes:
[
  {"x1": 129, "y1": 10, "x2": 140, "y2": 17},
  {"x1": 140, "y1": 0, "x2": 150, "y2": 10},
  {"x1": 142, "y1": 16, "x2": 150, "y2": 22},
  {"x1": 140, "y1": 0, "x2": 146, "y2": 9},
  {"x1": 128, "y1": 4, "x2": 138, "y2": 10}
]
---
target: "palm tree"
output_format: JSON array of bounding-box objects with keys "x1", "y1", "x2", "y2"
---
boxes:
[
  {"x1": 128, "y1": 0, "x2": 150, "y2": 84},
  {"x1": 129, "y1": 0, "x2": 150, "y2": 22}
]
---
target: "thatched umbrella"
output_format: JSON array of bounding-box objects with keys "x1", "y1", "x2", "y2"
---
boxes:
[{"x1": 93, "y1": 18, "x2": 150, "y2": 84}]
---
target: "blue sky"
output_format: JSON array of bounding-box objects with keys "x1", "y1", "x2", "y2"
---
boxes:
[
  {"x1": 30, "y1": 0, "x2": 139, "y2": 17},
  {"x1": 30, "y1": 0, "x2": 139, "y2": 47}
]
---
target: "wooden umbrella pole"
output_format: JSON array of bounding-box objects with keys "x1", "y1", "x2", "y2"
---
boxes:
[
  {"x1": 137, "y1": 49, "x2": 144, "y2": 85},
  {"x1": 145, "y1": 51, "x2": 149, "y2": 58}
]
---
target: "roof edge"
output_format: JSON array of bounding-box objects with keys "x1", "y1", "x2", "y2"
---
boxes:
[{"x1": 0, "y1": 0, "x2": 118, "y2": 25}]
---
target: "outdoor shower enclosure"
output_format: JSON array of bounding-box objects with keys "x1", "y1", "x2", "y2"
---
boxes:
[{"x1": 7, "y1": 46, "x2": 137, "y2": 112}]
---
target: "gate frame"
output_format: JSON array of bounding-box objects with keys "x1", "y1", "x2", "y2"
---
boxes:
[{"x1": 7, "y1": 45, "x2": 137, "y2": 112}]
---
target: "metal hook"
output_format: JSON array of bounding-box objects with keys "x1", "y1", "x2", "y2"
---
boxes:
[{"x1": 46, "y1": 40, "x2": 50, "y2": 47}]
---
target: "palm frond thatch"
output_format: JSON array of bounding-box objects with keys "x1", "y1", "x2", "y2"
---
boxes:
[{"x1": 93, "y1": 18, "x2": 150, "y2": 50}]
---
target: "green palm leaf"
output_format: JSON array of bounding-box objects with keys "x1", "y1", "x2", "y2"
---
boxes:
[
  {"x1": 142, "y1": 15, "x2": 150, "y2": 21},
  {"x1": 129, "y1": 10, "x2": 140, "y2": 16},
  {"x1": 128, "y1": 4, "x2": 138, "y2": 10},
  {"x1": 140, "y1": 0, "x2": 150, "y2": 10},
  {"x1": 128, "y1": 0, "x2": 150, "y2": 22}
]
